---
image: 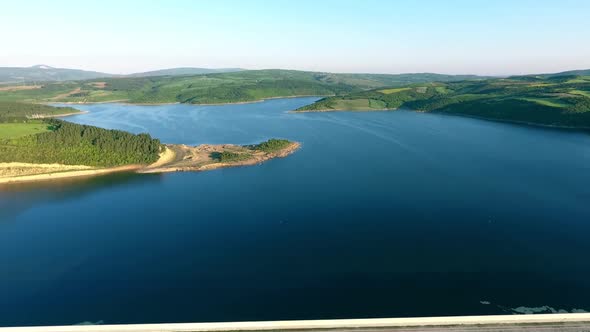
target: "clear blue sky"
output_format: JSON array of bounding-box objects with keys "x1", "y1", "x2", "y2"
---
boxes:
[{"x1": 2, "y1": 0, "x2": 589, "y2": 75}]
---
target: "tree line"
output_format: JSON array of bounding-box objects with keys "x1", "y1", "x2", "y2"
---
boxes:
[
  {"x1": 0, "y1": 101, "x2": 80, "y2": 122},
  {"x1": 0, "y1": 119, "x2": 162, "y2": 167}
]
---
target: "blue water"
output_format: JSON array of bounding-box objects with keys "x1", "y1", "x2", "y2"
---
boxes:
[{"x1": 1, "y1": 97, "x2": 590, "y2": 326}]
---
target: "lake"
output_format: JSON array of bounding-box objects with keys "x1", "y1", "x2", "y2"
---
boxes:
[{"x1": 1, "y1": 97, "x2": 590, "y2": 326}]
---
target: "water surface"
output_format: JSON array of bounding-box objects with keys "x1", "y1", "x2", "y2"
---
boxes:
[{"x1": 1, "y1": 97, "x2": 590, "y2": 326}]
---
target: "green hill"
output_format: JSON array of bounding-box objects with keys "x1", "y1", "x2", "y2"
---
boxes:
[
  {"x1": 129, "y1": 67, "x2": 244, "y2": 77},
  {"x1": 540, "y1": 69, "x2": 590, "y2": 78},
  {"x1": 0, "y1": 65, "x2": 113, "y2": 83},
  {"x1": 0, "y1": 101, "x2": 82, "y2": 121},
  {"x1": 0, "y1": 69, "x2": 487, "y2": 104},
  {"x1": 297, "y1": 76, "x2": 590, "y2": 128},
  {"x1": 0, "y1": 65, "x2": 245, "y2": 83}
]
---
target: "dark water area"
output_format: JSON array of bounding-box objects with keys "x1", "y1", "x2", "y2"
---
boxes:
[{"x1": 1, "y1": 97, "x2": 590, "y2": 326}]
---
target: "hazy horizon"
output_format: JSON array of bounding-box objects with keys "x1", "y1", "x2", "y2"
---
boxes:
[
  {"x1": 2, "y1": 0, "x2": 590, "y2": 76},
  {"x1": 2, "y1": 63, "x2": 589, "y2": 78}
]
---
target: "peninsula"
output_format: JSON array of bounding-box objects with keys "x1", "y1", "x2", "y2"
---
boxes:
[
  {"x1": 295, "y1": 75, "x2": 590, "y2": 128},
  {"x1": 0, "y1": 102, "x2": 299, "y2": 184},
  {"x1": 0, "y1": 140, "x2": 300, "y2": 184}
]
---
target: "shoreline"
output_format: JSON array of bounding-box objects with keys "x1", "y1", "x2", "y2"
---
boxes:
[
  {"x1": 431, "y1": 110, "x2": 590, "y2": 131},
  {"x1": 26, "y1": 111, "x2": 89, "y2": 119},
  {"x1": 0, "y1": 142, "x2": 300, "y2": 185},
  {"x1": 41, "y1": 95, "x2": 328, "y2": 107},
  {"x1": 189, "y1": 95, "x2": 328, "y2": 107},
  {"x1": 139, "y1": 141, "x2": 301, "y2": 174},
  {"x1": 293, "y1": 107, "x2": 396, "y2": 113},
  {"x1": 0, "y1": 164, "x2": 142, "y2": 185},
  {"x1": 41, "y1": 100, "x2": 131, "y2": 105},
  {"x1": 293, "y1": 106, "x2": 590, "y2": 130}
]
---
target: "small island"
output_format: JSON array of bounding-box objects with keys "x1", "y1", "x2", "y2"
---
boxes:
[{"x1": 0, "y1": 102, "x2": 300, "y2": 184}]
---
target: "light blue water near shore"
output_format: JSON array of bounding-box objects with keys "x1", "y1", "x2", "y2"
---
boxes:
[{"x1": 1, "y1": 97, "x2": 590, "y2": 326}]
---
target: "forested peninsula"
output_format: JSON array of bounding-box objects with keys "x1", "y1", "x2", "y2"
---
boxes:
[
  {"x1": 296, "y1": 75, "x2": 590, "y2": 128},
  {"x1": 0, "y1": 102, "x2": 299, "y2": 183}
]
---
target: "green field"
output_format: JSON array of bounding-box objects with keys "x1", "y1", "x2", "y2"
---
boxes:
[
  {"x1": 330, "y1": 99, "x2": 387, "y2": 110},
  {"x1": 570, "y1": 90, "x2": 590, "y2": 98},
  {"x1": 0, "y1": 121, "x2": 49, "y2": 139},
  {"x1": 518, "y1": 97, "x2": 569, "y2": 108},
  {"x1": 378, "y1": 87, "x2": 411, "y2": 94}
]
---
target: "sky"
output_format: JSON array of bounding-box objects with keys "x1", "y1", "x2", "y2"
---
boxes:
[{"x1": 1, "y1": 0, "x2": 589, "y2": 75}]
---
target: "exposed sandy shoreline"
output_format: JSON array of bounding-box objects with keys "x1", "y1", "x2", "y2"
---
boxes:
[
  {"x1": 139, "y1": 142, "x2": 300, "y2": 174},
  {"x1": 29, "y1": 111, "x2": 88, "y2": 118},
  {"x1": 0, "y1": 164, "x2": 142, "y2": 184},
  {"x1": 0, "y1": 142, "x2": 300, "y2": 185},
  {"x1": 42, "y1": 100, "x2": 131, "y2": 105}
]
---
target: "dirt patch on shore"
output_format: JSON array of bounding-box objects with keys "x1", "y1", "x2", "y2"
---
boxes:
[
  {"x1": 0, "y1": 163, "x2": 93, "y2": 178},
  {"x1": 140, "y1": 142, "x2": 300, "y2": 173},
  {"x1": 143, "y1": 147, "x2": 176, "y2": 170}
]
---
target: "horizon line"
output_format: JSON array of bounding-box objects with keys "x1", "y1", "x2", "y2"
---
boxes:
[{"x1": 2, "y1": 63, "x2": 589, "y2": 78}]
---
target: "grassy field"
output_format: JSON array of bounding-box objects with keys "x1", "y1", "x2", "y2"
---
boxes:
[
  {"x1": 0, "y1": 121, "x2": 50, "y2": 139},
  {"x1": 331, "y1": 99, "x2": 387, "y2": 110},
  {"x1": 378, "y1": 87, "x2": 411, "y2": 94},
  {"x1": 518, "y1": 97, "x2": 569, "y2": 108},
  {"x1": 434, "y1": 86, "x2": 451, "y2": 94},
  {"x1": 570, "y1": 90, "x2": 590, "y2": 98}
]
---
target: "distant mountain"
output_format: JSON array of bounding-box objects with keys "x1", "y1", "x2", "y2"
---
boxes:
[
  {"x1": 538, "y1": 69, "x2": 590, "y2": 78},
  {"x1": 0, "y1": 66, "x2": 246, "y2": 83},
  {"x1": 129, "y1": 67, "x2": 245, "y2": 77},
  {"x1": 0, "y1": 65, "x2": 113, "y2": 83}
]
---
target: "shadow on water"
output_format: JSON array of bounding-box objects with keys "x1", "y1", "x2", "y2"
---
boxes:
[
  {"x1": 432, "y1": 110, "x2": 590, "y2": 135},
  {"x1": 0, "y1": 172, "x2": 163, "y2": 221}
]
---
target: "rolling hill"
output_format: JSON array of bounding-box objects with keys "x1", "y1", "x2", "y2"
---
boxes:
[
  {"x1": 297, "y1": 75, "x2": 590, "y2": 128},
  {"x1": 0, "y1": 69, "x2": 490, "y2": 104},
  {"x1": 0, "y1": 65, "x2": 113, "y2": 83},
  {"x1": 0, "y1": 65, "x2": 246, "y2": 83},
  {"x1": 129, "y1": 67, "x2": 244, "y2": 77},
  {"x1": 540, "y1": 69, "x2": 590, "y2": 78}
]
